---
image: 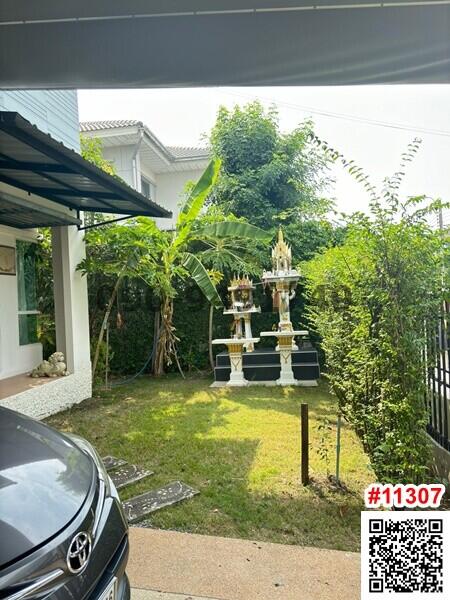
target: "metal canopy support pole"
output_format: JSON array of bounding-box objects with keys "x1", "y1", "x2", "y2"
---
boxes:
[{"x1": 77, "y1": 214, "x2": 134, "y2": 231}]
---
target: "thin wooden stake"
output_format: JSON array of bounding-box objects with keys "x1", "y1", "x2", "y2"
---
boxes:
[
  {"x1": 336, "y1": 413, "x2": 342, "y2": 484},
  {"x1": 105, "y1": 322, "x2": 110, "y2": 390},
  {"x1": 208, "y1": 304, "x2": 215, "y2": 371},
  {"x1": 301, "y1": 403, "x2": 309, "y2": 486}
]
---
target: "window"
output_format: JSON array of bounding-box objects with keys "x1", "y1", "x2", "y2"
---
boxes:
[
  {"x1": 16, "y1": 240, "x2": 39, "y2": 345},
  {"x1": 140, "y1": 176, "x2": 156, "y2": 200}
]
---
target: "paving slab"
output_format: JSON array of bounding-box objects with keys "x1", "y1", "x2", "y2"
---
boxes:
[
  {"x1": 124, "y1": 481, "x2": 198, "y2": 523},
  {"x1": 110, "y1": 464, "x2": 154, "y2": 490},
  {"x1": 132, "y1": 588, "x2": 219, "y2": 600},
  {"x1": 102, "y1": 456, "x2": 128, "y2": 471},
  {"x1": 128, "y1": 528, "x2": 360, "y2": 600}
]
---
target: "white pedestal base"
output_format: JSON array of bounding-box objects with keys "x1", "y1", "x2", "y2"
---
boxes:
[
  {"x1": 227, "y1": 377, "x2": 249, "y2": 387},
  {"x1": 228, "y1": 352, "x2": 248, "y2": 386},
  {"x1": 211, "y1": 337, "x2": 260, "y2": 387},
  {"x1": 277, "y1": 346, "x2": 297, "y2": 386},
  {"x1": 260, "y1": 330, "x2": 311, "y2": 387},
  {"x1": 276, "y1": 375, "x2": 298, "y2": 386}
]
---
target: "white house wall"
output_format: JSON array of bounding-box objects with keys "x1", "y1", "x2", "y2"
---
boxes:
[
  {"x1": 0, "y1": 220, "x2": 92, "y2": 418},
  {"x1": 154, "y1": 168, "x2": 204, "y2": 229},
  {"x1": 139, "y1": 163, "x2": 157, "y2": 189},
  {"x1": 102, "y1": 145, "x2": 138, "y2": 188},
  {"x1": 0, "y1": 90, "x2": 80, "y2": 151},
  {"x1": 100, "y1": 145, "x2": 204, "y2": 229},
  {"x1": 52, "y1": 226, "x2": 91, "y2": 375},
  {"x1": 0, "y1": 226, "x2": 42, "y2": 379}
]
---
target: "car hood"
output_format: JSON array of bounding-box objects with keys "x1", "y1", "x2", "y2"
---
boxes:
[{"x1": 0, "y1": 407, "x2": 95, "y2": 568}]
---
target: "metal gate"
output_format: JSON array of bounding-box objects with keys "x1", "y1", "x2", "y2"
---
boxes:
[{"x1": 426, "y1": 301, "x2": 450, "y2": 451}]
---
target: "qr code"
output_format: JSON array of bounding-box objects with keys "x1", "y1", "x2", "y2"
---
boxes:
[{"x1": 361, "y1": 511, "x2": 450, "y2": 599}]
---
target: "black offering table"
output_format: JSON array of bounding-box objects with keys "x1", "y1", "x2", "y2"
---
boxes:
[{"x1": 213, "y1": 345, "x2": 320, "y2": 386}]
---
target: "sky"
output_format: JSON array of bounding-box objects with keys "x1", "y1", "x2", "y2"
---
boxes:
[{"x1": 78, "y1": 86, "x2": 450, "y2": 216}]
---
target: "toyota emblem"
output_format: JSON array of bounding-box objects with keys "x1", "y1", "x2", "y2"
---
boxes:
[{"x1": 66, "y1": 532, "x2": 92, "y2": 573}]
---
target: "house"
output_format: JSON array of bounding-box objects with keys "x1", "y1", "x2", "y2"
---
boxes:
[
  {"x1": 0, "y1": 92, "x2": 170, "y2": 419},
  {"x1": 80, "y1": 120, "x2": 210, "y2": 229}
]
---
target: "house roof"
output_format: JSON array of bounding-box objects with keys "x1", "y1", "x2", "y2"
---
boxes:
[
  {"x1": 167, "y1": 146, "x2": 210, "y2": 160},
  {"x1": 80, "y1": 120, "x2": 141, "y2": 132},
  {"x1": 0, "y1": 111, "x2": 171, "y2": 228},
  {"x1": 80, "y1": 120, "x2": 210, "y2": 162}
]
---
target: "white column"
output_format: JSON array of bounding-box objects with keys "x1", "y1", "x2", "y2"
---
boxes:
[
  {"x1": 243, "y1": 315, "x2": 254, "y2": 352},
  {"x1": 234, "y1": 316, "x2": 243, "y2": 338},
  {"x1": 227, "y1": 344, "x2": 248, "y2": 386},
  {"x1": 52, "y1": 226, "x2": 91, "y2": 376},
  {"x1": 277, "y1": 338, "x2": 297, "y2": 386}
]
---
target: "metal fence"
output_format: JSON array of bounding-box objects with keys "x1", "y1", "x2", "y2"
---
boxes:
[{"x1": 426, "y1": 301, "x2": 450, "y2": 451}]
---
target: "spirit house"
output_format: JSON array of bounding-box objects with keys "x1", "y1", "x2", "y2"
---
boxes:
[
  {"x1": 212, "y1": 229, "x2": 320, "y2": 388},
  {"x1": 223, "y1": 275, "x2": 260, "y2": 352},
  {"x1": 262, "y1": 228, "x2": 300, "y2": 336}
]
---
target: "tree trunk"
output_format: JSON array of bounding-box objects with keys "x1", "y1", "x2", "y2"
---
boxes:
[
  {"x1": 151, "y1": 310, "x2": 160, "y2": 375},
  {"x1": 208, "y1": 304, "x2": 214, "y2": 371},
  {"x1": 92, "y1": 271, "x2": 124, "y2": 379},
  {"x1": 153, "y1": 296, "x2": 175, "y2": 376}
]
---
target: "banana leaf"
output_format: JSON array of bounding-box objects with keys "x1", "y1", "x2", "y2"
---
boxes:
[
  {"x1": 178, "y1": 158, "x2": 221, "y2": 225},
  {"x1": 183, "y1": 252, "x2": 223, "y2": 309}
]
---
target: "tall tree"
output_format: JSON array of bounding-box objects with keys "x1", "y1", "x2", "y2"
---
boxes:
[
  {"x1": 209, "y1": 101, "x2": 331, "y2": 230},
  {"x1": 80, "y1": 135, "x2": 117, "y2": 177}
]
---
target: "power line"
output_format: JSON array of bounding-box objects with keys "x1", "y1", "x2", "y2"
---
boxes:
[{"x1": 221, "y1": 89, "x2": 450, "y2": 138}]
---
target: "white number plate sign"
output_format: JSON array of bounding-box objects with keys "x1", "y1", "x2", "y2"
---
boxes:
[{"x1": 99, "y1": 577, "x2": 117, "y2": 600}]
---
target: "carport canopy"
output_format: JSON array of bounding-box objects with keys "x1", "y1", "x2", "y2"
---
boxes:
[
  {"x1": 0, "y1": 111, "x2": 171, "y2": 228},
  {"x1": 1, "y1": 0, "x2": 450, "y2": 88}
]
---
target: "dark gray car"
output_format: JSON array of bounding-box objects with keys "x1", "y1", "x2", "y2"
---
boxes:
[{"x1": 0, "y1": 407, "x2": 130, "y2": 599}]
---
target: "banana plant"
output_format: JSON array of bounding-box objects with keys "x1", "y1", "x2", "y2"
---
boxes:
[
  {"x1": 80, "y1": 158, "x2": 271, "y2": 377},
  {"x1": 137, "y1": 158, "x2": 270, "y2": 375}
]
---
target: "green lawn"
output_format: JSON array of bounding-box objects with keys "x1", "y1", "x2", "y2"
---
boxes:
[{"x1": 46, "y1": 376, "x2": 373, "y2": 551}]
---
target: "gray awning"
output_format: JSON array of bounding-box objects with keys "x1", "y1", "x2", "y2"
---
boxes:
[
  {"x1": 0, "y1": 112, "x2": 171, "y2": 220},
  {"x1": 0, "y1": 192, "x2": 82, "y2": 228},
  {"x1": 0, "y1": 1, "x2": 449, "y2": 88}
]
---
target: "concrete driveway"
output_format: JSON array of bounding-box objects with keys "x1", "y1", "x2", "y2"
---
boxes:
[
  {"x1": 132, "y1": 590, "x2": 216, "y2": 600},
  {"x1": 127, "y1": 528, "x2": 360, "y2": 600}
]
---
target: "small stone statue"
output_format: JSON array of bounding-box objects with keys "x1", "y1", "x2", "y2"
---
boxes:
[{"x1": 31, "y1": 352, "x2": 68, "y2": 378}]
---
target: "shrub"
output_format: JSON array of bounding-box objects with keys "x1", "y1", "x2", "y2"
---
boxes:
[{"x1": 305, "y1": 194, "x2": 447, "y2": 483}]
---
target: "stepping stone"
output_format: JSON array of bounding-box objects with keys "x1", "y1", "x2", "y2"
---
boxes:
[
  {"x1": 102, "y1": 456, "x2": 128, "y2": 471},
  {"x1": 110, "y1": 464, "x2": 154, "y2": 490},
  {"x1": 123, "y1": 481, "x2": 199, "y2": 523}
]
